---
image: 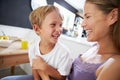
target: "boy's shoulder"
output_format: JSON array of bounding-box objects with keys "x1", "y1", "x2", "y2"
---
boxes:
[{"x1": 56, "y1": 41, "x2": 71, "y2": 53}]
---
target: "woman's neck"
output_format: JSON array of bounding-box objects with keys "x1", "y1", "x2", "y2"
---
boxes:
[
  {"x1": 97, "y1": 36, "x2": 119, "y2": 54},
  {"x1": 98, "y1": 42, "x2": 119, "y2": 55},
  {"x1": 95, "y1": 39, "x2": 119, "y2": 62}
]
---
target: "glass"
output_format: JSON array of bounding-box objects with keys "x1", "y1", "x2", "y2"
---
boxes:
[{"x1": 21, "y1": 40, "x2": 28, "y2": 49}]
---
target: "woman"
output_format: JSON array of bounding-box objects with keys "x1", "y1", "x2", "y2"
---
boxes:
[{"x1": 68, "y1": 0, "x2": 120, "y2": 80}]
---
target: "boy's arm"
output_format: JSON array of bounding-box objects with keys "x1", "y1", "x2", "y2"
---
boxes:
[
  {"x1": 32, "y1": 56, "x2": 66, "y2": 80},
  {"x1": 42, "y1": 64, "x2": 66, "y2": 80}
]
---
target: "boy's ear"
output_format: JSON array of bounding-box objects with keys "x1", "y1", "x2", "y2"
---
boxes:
[
  {"x1": 108, "y1": 8, "x2": 118, "y2": 26},
  {"x1": 32, "y1": 24, "x2": 40, "y2": 34}
]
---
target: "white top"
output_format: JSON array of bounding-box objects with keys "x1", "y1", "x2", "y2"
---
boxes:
[{"x1": 28, "y1": 39, "x2": 73, "y2": 76}]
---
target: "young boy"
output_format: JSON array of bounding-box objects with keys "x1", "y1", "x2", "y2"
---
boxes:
[{"x1": 29, "y1": 5, "x2": 73, "y2": 80}]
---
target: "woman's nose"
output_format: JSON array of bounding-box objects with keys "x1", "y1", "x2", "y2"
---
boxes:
[{"x1": 81, "y1": 20, "x2": 86, "y2": 28}]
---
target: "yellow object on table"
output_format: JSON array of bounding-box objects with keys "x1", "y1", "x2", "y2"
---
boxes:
[
  {"x1": 21, "y1": 40, "x2": 28, "y2": 49},
  {"x1": 0, "y1": 36, "x2": 9, "y2": 40}
]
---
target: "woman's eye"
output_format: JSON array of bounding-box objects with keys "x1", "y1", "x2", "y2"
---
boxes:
[{"x1": 86, "y1": 16, "x2": 90, "y2": 19}]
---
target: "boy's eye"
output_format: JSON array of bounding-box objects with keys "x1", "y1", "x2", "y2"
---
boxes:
[
  {"x1": 50, "y1": 23, "x2": 62, "y2": 28},
  {"x1": 60, "y1": 24, "x2": 62, "y2": 27},
  {"x1": 51, "y1": 24, "x2": 56, "y2": 26}
]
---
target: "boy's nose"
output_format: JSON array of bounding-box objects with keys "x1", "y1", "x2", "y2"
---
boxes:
[{"x1": 55, "y1": 26, "x2": 62, "y2": 33}]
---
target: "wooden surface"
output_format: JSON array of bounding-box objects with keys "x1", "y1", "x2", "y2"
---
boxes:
[{"x1": 0, "y1": 41, "x2": 29, "y2": 68}]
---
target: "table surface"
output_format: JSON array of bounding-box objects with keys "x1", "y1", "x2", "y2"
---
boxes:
[
  {"x1": 0, "y1": 41, "x2": 28, "y2": 56},
  {"x1": 0, "y1": 41, "x2": 29, "y2": 68}
]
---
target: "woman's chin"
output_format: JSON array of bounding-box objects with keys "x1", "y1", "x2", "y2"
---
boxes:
[{"x1": 87, "y1": 37, "x2": 94, "y2": 42}]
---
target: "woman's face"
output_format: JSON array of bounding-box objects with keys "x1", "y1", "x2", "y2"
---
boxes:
[
  {"x1": 82, "y1": 2, "x2": 111, "y2": 42},
  {"x1": 39, "y1": 10, "x2": 62, "y2": 44}
]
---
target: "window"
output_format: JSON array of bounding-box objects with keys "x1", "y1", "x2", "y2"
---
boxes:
[{"x1": 54, "y1": 2, "x2": 83, "y2": 38}]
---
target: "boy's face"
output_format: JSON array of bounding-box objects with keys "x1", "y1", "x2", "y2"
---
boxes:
[{"x1": 39, "y1": 10, "x2": 62, "y2": 44}]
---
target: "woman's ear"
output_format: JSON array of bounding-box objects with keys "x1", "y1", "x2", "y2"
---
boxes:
[
  {"x1": 108, "y1": 8, "x2": 118, "y2": 26},
  {"x1": 32, "y1": 24, "x2": 41, "y2": 35}
]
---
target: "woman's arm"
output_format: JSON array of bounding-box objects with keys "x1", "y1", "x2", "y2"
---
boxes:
[
  {"x1": 32, "y1": 69, "x2": 41, "y2": 80},
  {"x1": 33, "y1": 69, "x2": 50, "y2": 80},
  {"x1": 37, "y1": 70, "x2": 50, "y2": 80}
]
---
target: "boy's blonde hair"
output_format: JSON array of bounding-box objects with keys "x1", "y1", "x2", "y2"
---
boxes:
[{"x1": 29, "y1": 5, "x2": 63, "y2": 27}]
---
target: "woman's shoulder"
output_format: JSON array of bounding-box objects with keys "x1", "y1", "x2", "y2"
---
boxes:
[
  {"x1": 96, "y1": 55, "x2": 120, "y2": 80},
  {"x1": 110, "y1": 55, "x2": 120, "y2": 66},
  {"x1": 108, "y1": 55, "x2": 120, "y2": 64},
  {"x1": 113, "y1": 54, "x2": 120, "y2": 60},
  {"x1": 103, "y1": 55, "x2": 120, "y2": 68}
]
